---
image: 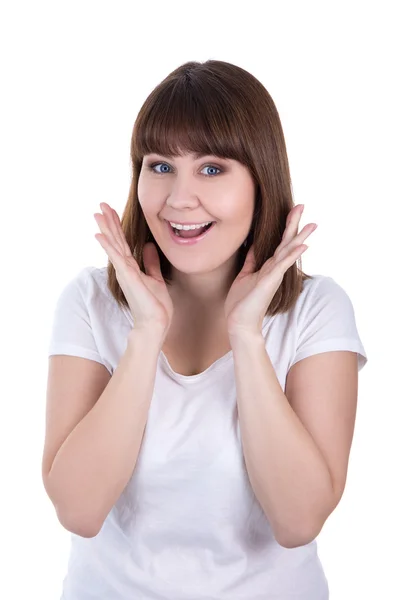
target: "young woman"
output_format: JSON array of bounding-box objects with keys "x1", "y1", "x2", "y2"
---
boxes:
[{"x1": 43, "y1": 59, "x2": 368, "y2": 599}]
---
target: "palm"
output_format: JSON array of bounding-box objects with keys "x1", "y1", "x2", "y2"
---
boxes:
[
  {"x1": 138, "y1": 266, "x2": 174, "y2": 321},
  {"x1": 224, "y1": 204, "x2": 317, "y2": 334},
  {"x1": 94, "y1": 203, "x2": 174, "y2": 330},
  {"x1": 116, "y1": 246, "x2": 174, "y2": 328},
  {"x1": 224, "y1": 269, "x2": 262, "y2": 328}
]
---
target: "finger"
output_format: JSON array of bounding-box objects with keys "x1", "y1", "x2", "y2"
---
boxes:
[
  {"x1": 94, "y1": 231, "x2": 124, "y2": 268},
  {"x1": 99, "y1": 203, "x2": 124, "y2": 254},
  {"x1": 277, "y1": 222, "x2": 317, "y2": 259},
  {"x1": 95, "y1": 219, "x2": 144, "y2": 287},
  {"x1": 277, "y1": 243, "x2": 308, "y2": 275},
  {"x1": 103, "y1": 203, "x2": 132, "y2": 256},
  {"x1": 290, "y1": 222, "x2": 317, "y2": 249},
  {"x1": 113, "y1": 210, "x2": 133, "y2": 256},
  {"x1": 280, "y1": 205, "x2": 303, "y2": 246},
  {"x1": 94, "y1": 210, "x2": 114, "y2": 241},
  {"x1": 94, "y1": 213, "x2": 118, "y2": 251},
  {"x1": 239, "y1": 245, "x2": 257, "y2": 277},
  {"x1": 94, "y1": 212, "x2": 127, "y2": 267}
]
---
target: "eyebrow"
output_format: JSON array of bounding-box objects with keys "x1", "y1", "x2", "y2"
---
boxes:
[{"x1": 144, "y1": 152, "x2": 227, "y2": 161}]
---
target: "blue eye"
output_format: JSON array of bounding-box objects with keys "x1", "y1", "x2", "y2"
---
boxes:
[
  {"x1": 152, "y1": 163, "x2": 171, "y2": 174},
  {"x1": 202, "y1": 165, "x2": 220, "y2": 176},
  {"x1": 149, "y1": 163, "x2": 222, "y2": 177}
]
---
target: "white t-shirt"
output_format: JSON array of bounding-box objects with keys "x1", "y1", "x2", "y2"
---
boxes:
[{"x1": 48, "y1": 266, "x2": 368, "y2": 600}]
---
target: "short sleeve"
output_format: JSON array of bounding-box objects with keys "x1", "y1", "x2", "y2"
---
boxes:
[
  {"x1": 291, "y1": 276, "x2": 368, "y2": 372},
  {"x1": 48, "y1": 267, "x2": 112, "y2": 374}
]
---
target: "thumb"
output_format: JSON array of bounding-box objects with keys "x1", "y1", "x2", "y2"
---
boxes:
[
  {"x1": 142, "y1": 242, "x2": 164, "y2": 281},
  {"x1": 238, "y1": 244, "x2": 256, "y2": 278}
]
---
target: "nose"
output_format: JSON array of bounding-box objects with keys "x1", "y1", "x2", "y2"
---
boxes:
[{"x1": 166, "y1": 174, "x2": 200, "y2": 209}]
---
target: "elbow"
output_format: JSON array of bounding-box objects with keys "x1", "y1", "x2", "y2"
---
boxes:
[
  {"x1": 275, "y1": 521, "x2": 322, "y2": 549},
  {"x1": 276, "y1": 533, "x2": 314, "y2": 549},
  {"x1": 57, "y1": 507, "x2": 103, "y2": 539},
  {"x1": 43, "y1": 474, "x2": 103, "y2": 538}
]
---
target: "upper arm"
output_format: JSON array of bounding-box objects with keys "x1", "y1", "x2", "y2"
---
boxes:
[
  {"x1": 285, "y1": 350, "x2": 358, "y2": 511},
  {"x1": 42, "y1": 355, "x2": 111, "y2": 487}
]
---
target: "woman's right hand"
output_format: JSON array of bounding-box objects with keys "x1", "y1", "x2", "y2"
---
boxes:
[{"x1": 94, "y1": 202, "x2": 174, "y2": 335}]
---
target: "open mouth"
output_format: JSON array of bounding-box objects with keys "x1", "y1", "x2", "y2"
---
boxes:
[
  {"x1": 171, "y1": 222, "x2": 214, "y2": 238},
  {"x1": 166, "y1": 220, "x2": 217, "y2": 244}
]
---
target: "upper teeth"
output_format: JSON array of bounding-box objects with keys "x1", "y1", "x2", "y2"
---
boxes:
[{"x1": 169, "y1": 221, "x2": 213, "y2": 231}]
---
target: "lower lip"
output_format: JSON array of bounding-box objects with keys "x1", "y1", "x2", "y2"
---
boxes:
[{"x1": 166, "y1": 221, "x2": 216, "y2": 245}]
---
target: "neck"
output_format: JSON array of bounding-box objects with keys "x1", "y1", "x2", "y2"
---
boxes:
[{"x1": 169, "y1": 271, "x2": 237, "y2": 311}]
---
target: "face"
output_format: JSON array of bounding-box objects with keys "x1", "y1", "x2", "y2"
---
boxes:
[{"x1": 137, "y1": 151, "x2": 256, "y2": 297}]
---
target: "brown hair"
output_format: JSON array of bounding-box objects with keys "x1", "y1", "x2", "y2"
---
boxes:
[{"x1": 106, "y1": 59, "x2": 313, "y2": 318}]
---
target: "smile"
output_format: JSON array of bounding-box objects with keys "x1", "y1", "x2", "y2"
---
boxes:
[{"x1": 166, "y1": 220, "x2": 217, "y2": 245}]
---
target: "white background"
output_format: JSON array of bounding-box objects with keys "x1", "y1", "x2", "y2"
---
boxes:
[{"x1": 0, "y1": 1, "x2": 397, "y2": 598}]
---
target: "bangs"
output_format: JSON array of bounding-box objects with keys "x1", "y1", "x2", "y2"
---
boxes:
[{"x1": 133, "y1": 77, "x2": 251, "y2": 166}]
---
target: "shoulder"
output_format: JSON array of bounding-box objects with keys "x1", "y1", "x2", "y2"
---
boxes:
[
  {"x1": 264, "y1": 273, "x2": 346, "y2": 331},
  {"x1": 62, "y1": 265, "x2": 119, "y2": 315},
  {"x1": 73, "y1": 265, "x2": 109, "y2": 299},
  {"x1": 84, "y1": 265, "x2": 109, "y2": 297},
  {"x1": 290, "y1": 272, "x2": 367, "y2": 370},
  {"x1": 300, "y1": 272, "x2": 348, "y2": 298},
  {"x1": 297, "y1": 273, "x2": 355, "y2": 317}
]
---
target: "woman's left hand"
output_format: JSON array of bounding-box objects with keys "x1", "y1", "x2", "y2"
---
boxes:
[{"x1": 224, "y1": 204, "x2": 318, "y2": 336}]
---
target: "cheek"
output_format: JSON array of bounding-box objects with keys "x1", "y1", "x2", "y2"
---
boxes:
[
  {"x1": 137, "y1": 178, "x2": 144, "y2": 207},
  {"x1": 217, "y1": 194, "x2": 254, "y2": 224},
  {"x1": 137, "y1": 174, "x2": 153, "y2": 205},
  {"x1": 137, "y1": 185, "x2": 159, "y2": 216},
  {"x1": 137, "y1": 174, "x2": 166, "y2": 206}
]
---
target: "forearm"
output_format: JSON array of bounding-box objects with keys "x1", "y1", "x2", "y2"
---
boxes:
[
  {"x1": 230, "y1": 331, "x2": 334, "y2": 548},
  {"x1": 48, "y1": 328, "x2": 165, "y2": 537}
]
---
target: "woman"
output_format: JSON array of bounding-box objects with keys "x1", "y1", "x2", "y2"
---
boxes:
[{"x1": 43, "y1": 59, "x2": 368, "y2": 599}]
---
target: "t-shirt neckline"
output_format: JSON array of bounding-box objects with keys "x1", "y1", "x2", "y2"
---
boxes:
[
  {"x1": 159, "y1": 348, "x2": 234, "y2": 382},
  {"x1": 121, "y1": 303, "x2": 273, "y2": 382}
]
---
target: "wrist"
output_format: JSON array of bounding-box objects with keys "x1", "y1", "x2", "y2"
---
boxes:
[
  {"x1": 228, "y1": 326, "x2": 263, "y2": 341},
  {"x1": 228, "y1": 328, "x2": 265, "y2": 349},
  {"x1": 127, "y1": 325, "x2": 167, "y2": 348}
]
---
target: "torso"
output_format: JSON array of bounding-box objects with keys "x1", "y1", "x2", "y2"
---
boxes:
[{"x1": 161, "y1": 308, "x2": 232, "y2": 377}]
